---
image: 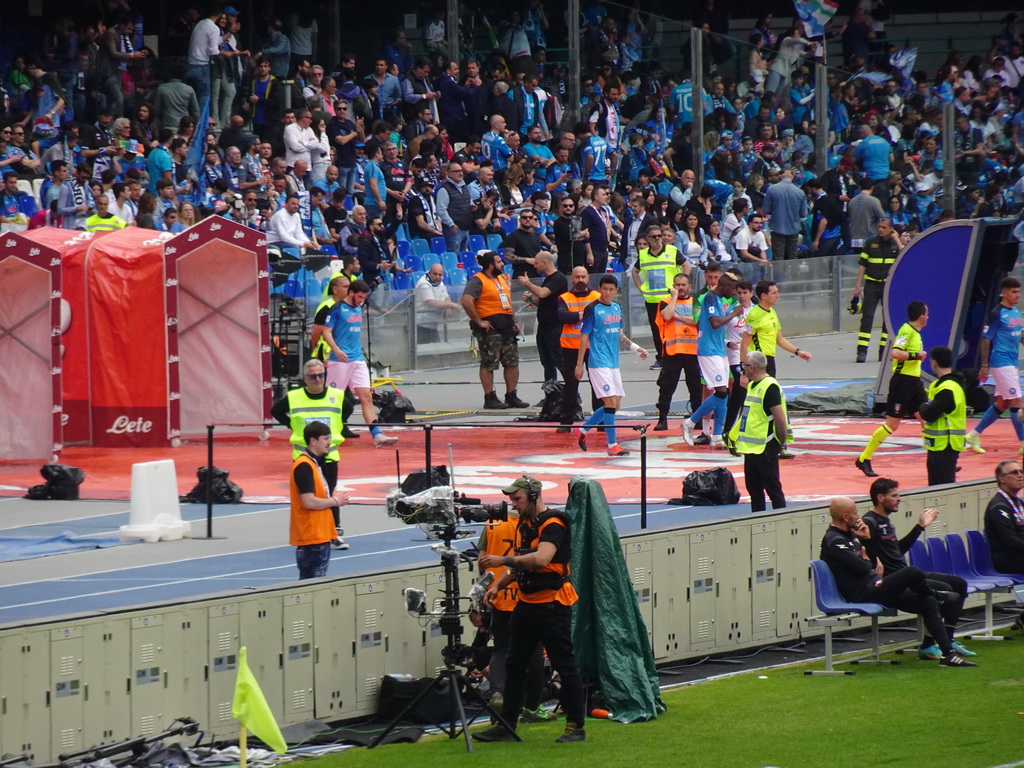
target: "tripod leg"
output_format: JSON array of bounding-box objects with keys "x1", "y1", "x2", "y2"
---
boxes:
[
  {"x1": 368, "y1": 675, "x2": 450, "y2": 749},
  {"x1": 461, "y1": 675, "x2": 522, "y2": 741},
  {"x1": 450, "y1": 672, "x2": 475, "y2": 752}
]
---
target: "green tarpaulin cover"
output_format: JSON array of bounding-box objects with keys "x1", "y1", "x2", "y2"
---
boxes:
[{"x1": 566, "y1": 477, "x2": 666, "y2": 723}]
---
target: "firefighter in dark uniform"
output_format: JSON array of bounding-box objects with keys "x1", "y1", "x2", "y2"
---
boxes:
[
  {"x1": 475, "y1": 476, "x2": 587, "y2": 743},
  {"x1": 820, "y1": 496, "x2": 976, "y2": 667},
  {"x1": 852, "y1": 217, "x2": 901, "y2": 363}
]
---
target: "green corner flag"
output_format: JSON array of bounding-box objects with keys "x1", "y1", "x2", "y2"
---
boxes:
[{"x1": 231, "y1": 646, "x2": 288, "y2": 755}]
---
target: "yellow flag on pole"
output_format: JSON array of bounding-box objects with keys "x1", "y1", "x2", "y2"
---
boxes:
[{"x1": 231, "y1": 646, "x2": 288, "y2": 755}]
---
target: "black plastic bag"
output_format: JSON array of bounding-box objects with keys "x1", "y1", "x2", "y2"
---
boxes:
[
  {"x1": 184, "y1": 466, "x2": 243, "y2": 504},
  {"x1": 517, "y1": 379, "x2": 581, "y2": 423},
  {"x1": 674, "y1": 467, "x2": 740, "y2": 506},
  {"x1": 23, "y1": 464, "x2": 86, "y2": 500},
  {"x1": 373, "y1": 388, "x2": 416, "y2": 424}
]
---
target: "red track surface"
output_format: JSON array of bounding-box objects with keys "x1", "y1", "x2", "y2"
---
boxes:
[{"x1": 1, "y1": 416, "x2": 1012, "y2": 505}]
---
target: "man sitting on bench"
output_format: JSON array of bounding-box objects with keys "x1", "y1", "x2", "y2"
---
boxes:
[
  {"x1": 820, "y1": 496, "x2": 976, "y2": 668},
  {"x1": 861, "y1": 477, "x2": 975, "y2": 661}
]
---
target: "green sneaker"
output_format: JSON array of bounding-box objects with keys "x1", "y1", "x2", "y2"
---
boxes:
[
  {"x1": 520, "y1": 707, "x2": 558, "y2": 723},
  {"x1": 918, "y1": 643, "x2": 942, "y2": 660},
  {"x1": 952, "y1": 641, "x2": 977, "y2": 657},
  {"x1": 965, "y1": 434, "x2": 986, "y2": 454}
]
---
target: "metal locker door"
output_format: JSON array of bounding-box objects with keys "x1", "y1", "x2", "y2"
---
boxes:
[
  {"x1": 50, "y1": 626, "x2": 85, "y2": 756},
  {"x1": 207, "y1": 604, "x2": 240, "y2": 737},
  {"x1": 238, "y1": 597, "x2": 284, "y2": 727},
  {"x1": 383, "y1": 575, "x2": 427, "y2": 677},
  {"x1": 282, "y1": 593, "x2": 315, "y2": 723},
  {"x1": 652, "y1": 533, "x2": 688, "y2": 661},
  {"x1": 129, "y1": 615, "x2": 166, "y2": 739},
  {"x1": 312, "y1": 583, "x2": 358, "y2": 720},
  {"x1": 1, "y1": 629, "x2": 50, "y2": 761},
  {"x1": 165, "y1": 606, "x2": 208, "y2": 732},
  {"x1": 623, "y1": 538, "x2": 654, "y2": 647},
  {"x1": 354, "y1": 580, "x2": 387, "y2": 708},
  {"x1": 715, "y1": 526, "x2": 751, "y2": 647},
  {"x1": 688, "y1": 530, "x2": 716, "y2": 650},
  {"x1": 81, "y1": 619, "x2": 131, "y2": 748},
  {"x1": 749, "y1": 523, "x2": 777, "y2": 642},
  {"x1": 774, "y1": 511, "x2": 813, "y2": 640}
]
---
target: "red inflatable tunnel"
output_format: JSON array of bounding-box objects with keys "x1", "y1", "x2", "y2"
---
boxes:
[{"x1": 0, "y1": 232, "x2": 63, "y2": 460}]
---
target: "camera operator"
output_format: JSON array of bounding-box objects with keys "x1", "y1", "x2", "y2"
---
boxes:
[
  {"x1": 475, "y1": 476, "x2": 586, "y2": 744},
  {"x1": 476, "y1": 499, "x2": 557, "y2": 723}
]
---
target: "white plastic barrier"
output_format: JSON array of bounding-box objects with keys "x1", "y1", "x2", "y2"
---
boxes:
[{"x1": 120, "y1": 459, "x2": 191, "y2": 542}]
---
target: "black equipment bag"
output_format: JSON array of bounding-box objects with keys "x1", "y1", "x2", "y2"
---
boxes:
[
  {"x1": 674, "y1": 467, "x2": 740, "y2": 506},
  {"x1": 184, "y1": 466, "x2": 244, "y2": 504}
]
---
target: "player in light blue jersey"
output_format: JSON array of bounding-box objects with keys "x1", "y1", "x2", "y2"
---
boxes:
[
  {"x1": 682, "y1": 272, "x2": 744, "y2": 448},
  {"x1": 574, "y1": 275, "x2": 649, "y2": 456},
  {"x1": 482, "y1": 115, "x2": 512, "y2": 172},
  {"x1": 967, "y1": 277, "x2": 1024, "y2": 453},
  {"x1": 317, "y1": 279, "x2": 398, "y2": 448}
]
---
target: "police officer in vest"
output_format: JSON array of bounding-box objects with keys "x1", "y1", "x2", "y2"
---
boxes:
[
  {"x1": 654, "y1": 272, "x2": 702, "y2": 430},
  {"x1": 289, "y1": 421, "x2": 350, "y2": 579},
  {"x1": 461, "y1": 251, "x2": 530, "y2": 410},
  {"x1": 852, "y1": 217, "x2": 901, "y2": 363},
  {"x1": 554, "y1": 266, "x2": 601, "y2": 431},
  {"x1": 475, "y1": 476, "x2": 586, "y2": 743},
  {"x1": 728, "y1": 351, "x2": 790, "y2": 513},
  {"x1": 631, "y1": 224, "x2": 681, "y2": 370},
  {"x1": 918, "y1": 346, "x2": 967, "y2": 486},
  {"x1": 272, "y1": 359, "x2": 349, "y2": 549},
  {"x1": 310, "y1": 274, "x2": 357, "y2": 438}
]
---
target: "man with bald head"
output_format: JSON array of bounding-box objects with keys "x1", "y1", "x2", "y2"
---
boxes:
[
  {"x1": 556, "y1": 267, "x2": 600, "y2": 430},
  {"x1": 820, "y1": 497, "x2": 976, "y2": 667},
  {"x1": 520, "y1": 251, "x2": 569, "y2": 384}
]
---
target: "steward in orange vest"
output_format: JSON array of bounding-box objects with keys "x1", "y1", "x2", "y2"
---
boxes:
[
  {"x1": 554, "y1": 266, "x2": 601, "y2": 429},
  {"x1": 654, "y1": 272, "x2": 702, "y2": 431}
]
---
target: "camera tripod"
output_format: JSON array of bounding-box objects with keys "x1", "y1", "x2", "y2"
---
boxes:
[{"x1": 369, "y1": 525, "x2": 520, "y2": 752}]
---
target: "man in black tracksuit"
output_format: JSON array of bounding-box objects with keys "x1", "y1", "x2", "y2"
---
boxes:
[
  {"x1": 861, "y1": 477, "x2": 974, "y2": 660},
  {"x1": 820, "y1": 496, "x2": 976, "y2": 667}
]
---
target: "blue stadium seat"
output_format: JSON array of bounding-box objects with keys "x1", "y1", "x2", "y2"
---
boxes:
[
  {"x1": 805, "y1": 559, "x2": 896, "y2": 675},
  {"x1": 343, "y1": 195, "x2": 354, "y2": 211},
  {"x1": 907, "y1": 539, "x2": 933, "y2": 571},
  {"x1": 397, "y1": 240, "x2": 411, "y2": 261},
  {"x1": 966, "y1": 530, "x2": 1024, "y2": 582},
  {"x1": 403, "y1": 253, "x2": 424, "y2": 272},
  {"x1": 945, "y1": 533, "x2": 1007, "y2": 589},
  {"x1": 391, "y1": 272, "x2": 414, "y2": 290},
  {"x1": 467, "y1": 234, "x2": 486, "y2": 254},
  {"x1": 486, "y1": 234, "x2": 504, "y2": 251},
  {"x1": 464, "y1": 258, "x2": 482, "y2": 277},
  {"x1": 440, "y1": 251, "x2": 460, "y2": 274},
  {"x1": 449, "y1": 268, "x2": 467, "y2": 285},
  {"x1": 657, "y1": 180, "x2": 674, "y2": 196},
  {"x1": 412, "y1": 238, "x2": 432, "y2": 257},
  {"x1": 396, "y1": 222, "x2": 410, "y2": 242},
  {"x1": 502, "y1": 217, "x2": 517, "y2": 235},
  {"x1": 18, "y1": 195, "x2": 39, "y2": 217},
  {"x1": 926, "y1": 537, "x2": 978, "y2": 593},
  {"x1": 279, "y1": 279, "x2": 304, "y2": 299},
  {"x1": 422, "y1": 252, "x2": 442, "y2": 269},
  {"x1": 430, "y1": 236, "x2": 447, "y2": 255}
]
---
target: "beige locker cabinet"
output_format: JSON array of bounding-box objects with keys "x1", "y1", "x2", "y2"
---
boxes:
[
  {"x1": 50, "y1": 625, "x2": 85, "y2": 756},
  {"x1": 312, "y1": 584, "x2": 359, "y2": 720},
  {"x1": 78, "y1": 619, "x2": 131, "y2": 747},
  {"x1": 281, "y1": 592, "x2": 315, "y2": 723},
  {"x1": 0, "y1": 629, "x2": 50, "y2": 761},
  {"x1": 749, "y1": 522, "x2": 777, "y2": 643},
  {"x1": 206, "y1": 603, "x2": 240, "y2": 737},
  {"x1": 651, "y1": 533, "x2": 689, "y2": 660}
]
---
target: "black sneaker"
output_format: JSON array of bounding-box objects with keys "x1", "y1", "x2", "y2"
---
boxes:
[
  {"x1": 473, "y1": 725, "x2": 518, "y2": 742},
  {"x1": 649, "y1": 360, "x2": 662, "y2": 370},
  {"x1": 331, "y1": 537, "x2": 349, "y2": 550},
  {"x1": 934, "y1": 590, "x2": 960, "y2": 605},
  {"x1": 556, "y1": 425, "x2": 572, "y2": 433},
  {"x1": 855, "y1": 349, "x2": 867, "y2": 363},
  {"x1": 555, "y1": 724, "x2": 586, "y2": 743},
  {"x1": 505, "y1": 391, "x2": 530, "y2": 409},
  {"x1": 484, "y1": 393, "x2": 508, "y2": 410},
  {"x1": 939, "y1": 652, "x2": 977, "y2": 668},
  {"x1": 341, "y1": 427, "x2": 360, "y2": 439},
  {"x1": 779, "y1": 449, "x2": 795, "y2": 460},
  {"x1": 653, "y1": 420, "x2": 668, "y2": 431},
  {"x1": 855, "y1": 458, "x2": 879, "y2": 477},
  {"x1": 694, "y1": 433, "x2": 711, "y2": 446}
]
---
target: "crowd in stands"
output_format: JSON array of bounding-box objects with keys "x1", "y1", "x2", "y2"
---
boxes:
[{"x1": 2, "y1": 1, "x2": 1024, "y2": 284}]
